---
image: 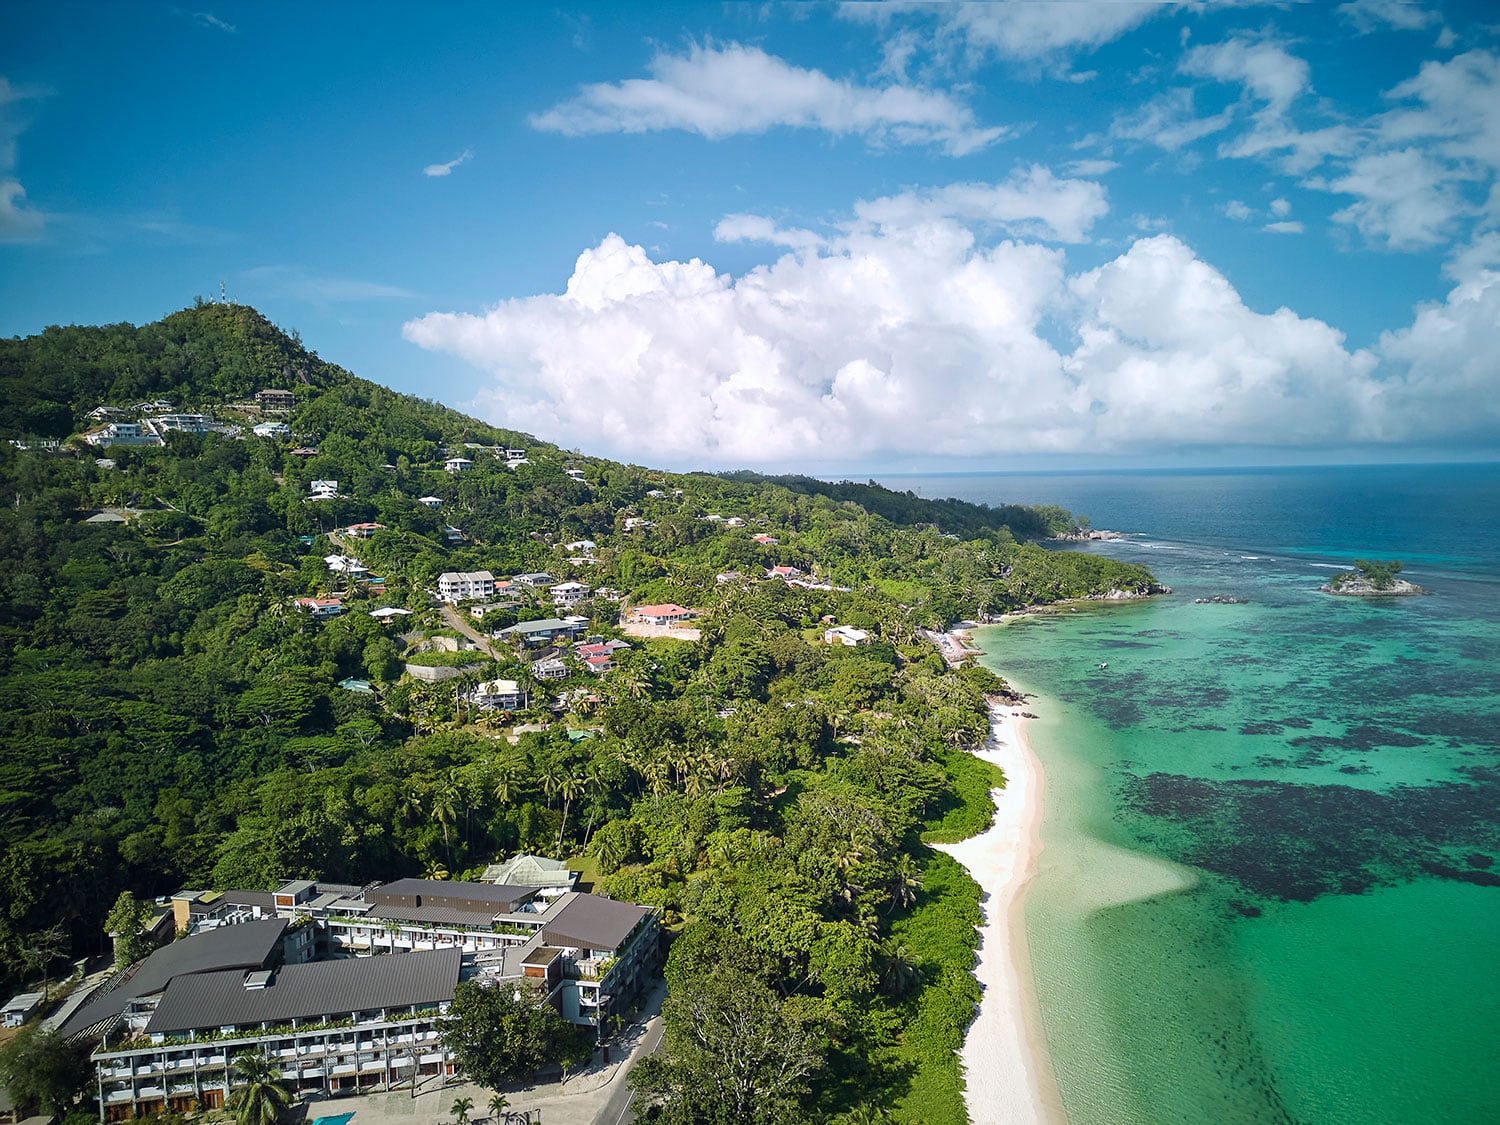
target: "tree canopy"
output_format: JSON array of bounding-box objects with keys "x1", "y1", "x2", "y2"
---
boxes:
[{"x1": 0, "y1": 303, "x2": 1163, "y2": 1123}]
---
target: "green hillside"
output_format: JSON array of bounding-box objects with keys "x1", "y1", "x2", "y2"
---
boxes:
[{"x1": 0, "y1": 303, "x2": 1159, "y2": 1123}]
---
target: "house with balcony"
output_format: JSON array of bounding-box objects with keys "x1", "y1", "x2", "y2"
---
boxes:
[
  {"x1": 80, "y1": 422, "x2": 163, "y2": 449},
  {"x1": 293, "y1": 597, "x2": 344, "y2": 618},
  {"x1": 550, "y1": 581, "x2": 591, "y2": 608},
  {"x1": 255, "y1": 389, "x2": 297, "y2": 413},
  {"x1": 530, "y1": 657, "x2": 568, "y2": 681},
  {"x1": 465, "y1": 679, "x2": 531, "y2": 712},
  {"x1": 495, "y1": 618, "x2": 585, "y2": 647}
]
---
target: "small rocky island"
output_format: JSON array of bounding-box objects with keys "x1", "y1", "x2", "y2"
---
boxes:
[{"x1": 1321, "y1": 559, "x2": 1426, "y2": 597}]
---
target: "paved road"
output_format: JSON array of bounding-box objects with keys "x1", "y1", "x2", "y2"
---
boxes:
[{"x1": 438, "y1": 603, "x2": 501, "y2": 661}]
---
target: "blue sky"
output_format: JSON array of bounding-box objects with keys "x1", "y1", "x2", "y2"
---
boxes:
[{"x1": 3, "y1": 1, "x2": 1497, "y2": 471}]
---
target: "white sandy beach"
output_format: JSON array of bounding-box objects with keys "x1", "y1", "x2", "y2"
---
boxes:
[{"x1": 933, "y1": 701, "x2": 1066, "y2": 1125}]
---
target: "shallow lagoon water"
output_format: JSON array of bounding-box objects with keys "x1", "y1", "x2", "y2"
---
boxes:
[{"x1": 887, "y1": 466, "x2": 1500, "y2": 1124}]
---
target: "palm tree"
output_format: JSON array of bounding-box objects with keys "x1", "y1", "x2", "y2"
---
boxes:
[
  {"x1": 431, "y1": 781, "x2": 459, "y2": 861},
  {"x1": 878, "y1": 942, "x2": 923, "y2": 999},
  {"x1": 450, "y1": 1096, "x2": 473, "y2": 1125},
  {"x1": 226, "y1": 1051, "x2": 291, "y2": 1125},
  {"x1": 554, "y1": 771, "x2": 584, "y2": 855},
  {"x1": 887, "y1": 852, "x2": 922, "y2": 912},
  {"x1": 487, "y1": 1094, "x2": 510, "y2": 1122}
]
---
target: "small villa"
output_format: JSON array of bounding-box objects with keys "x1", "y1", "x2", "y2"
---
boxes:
[
  {"x1": 823, "y1": 625, "x2": 871, "y2": 646},
  {"x1": 631, "y1": 603, "x2": 696, "y2": 626},
  {"x1": 444, "y1": 457, "x2": 473, "y2": 473},
  {"x1": 293, "y1": 596, "x2": 343, "y2": 618}
]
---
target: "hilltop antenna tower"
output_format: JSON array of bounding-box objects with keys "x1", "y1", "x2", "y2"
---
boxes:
[{"x1": 219, "y1": 281, "x2": 228, "y2": 304}]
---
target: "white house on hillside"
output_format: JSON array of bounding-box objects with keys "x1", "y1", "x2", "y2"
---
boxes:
[{"x1": 437, "y1": 571, "x2": 496, "y2": 603}]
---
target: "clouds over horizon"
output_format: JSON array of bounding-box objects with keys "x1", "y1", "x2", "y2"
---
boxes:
[
  {"x1": 0, "y1": 77, "x2": 46, "y2": 242},
  {"x1": 402, "y1": 184, "x2": 1496, "y2": 467},
  {"x1": 530, "y1": 42, "x2": 1006, "y2": 154}
]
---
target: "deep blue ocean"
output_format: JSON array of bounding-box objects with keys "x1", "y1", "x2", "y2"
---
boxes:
[{"x1": 876, "y1": 464, "x2": 1500, "y2": 1124}]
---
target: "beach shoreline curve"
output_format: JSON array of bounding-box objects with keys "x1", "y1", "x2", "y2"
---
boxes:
[{"x1": 932, "y1": 633, "x2": 1067, "y2": 1124}]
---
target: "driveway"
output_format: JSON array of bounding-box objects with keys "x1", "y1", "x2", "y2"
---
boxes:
[{"x1": 307, "y1": 982, "x2": 667, "y2": 1125}]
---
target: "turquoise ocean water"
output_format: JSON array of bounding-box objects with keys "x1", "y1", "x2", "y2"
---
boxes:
[{"x1": 881, "y1": 465, "x2": 1500, "y2": 1125}]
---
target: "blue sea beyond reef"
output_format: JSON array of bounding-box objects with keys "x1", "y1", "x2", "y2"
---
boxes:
[{"x1": 878, "y1": 464, "x2": 1500, "y2": 1125}]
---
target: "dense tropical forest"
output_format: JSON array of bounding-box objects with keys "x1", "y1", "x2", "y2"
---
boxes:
[{"x1": 0, "y1": 303, "x2": 1159, "y2": 1123}]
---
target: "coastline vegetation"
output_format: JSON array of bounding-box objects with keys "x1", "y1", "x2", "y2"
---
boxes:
[{"x1": 0, "y1": 303, "x2": 1159, "y2": 1122}]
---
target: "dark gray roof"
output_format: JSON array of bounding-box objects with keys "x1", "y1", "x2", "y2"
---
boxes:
[
  {"x1": 372, "y1": 879, "x2": 537, "y2": 907},
  {"x1": 146, "y1": 947, "x2": 461, "y2": 1034},
  {"x1": 541, "y1": 895, "x2": 653, "y2": 953},
  {"x1": 60, "y1": 918, "x2": 288, "y2": 1038},
  {"x1": 189, "y1": 890, "x2": 276, "y2": 914},
  {"x1": 498, "y1": 618, "x2": 575, "y2": 635},
  {"x1": 367, "y1": 904, "x2": 504, "y2": 928}
]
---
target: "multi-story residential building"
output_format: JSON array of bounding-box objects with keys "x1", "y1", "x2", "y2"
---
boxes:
[
  {"x1": 152, "y1": 414, "x2": 214, "y2": 435},
  {"x1": 436, "y1": 571, "x2": 496, "y2": 603},
  {"x1": 550, "y1": 581, "x2": 591, "y2": 608},
  {"x1": 495, "y1": 618, "x2": 586, "y2": 646},
  {"x1": 255, "y1": 389, "x2": 296, "y2": 413},
  {"x1": 464, "y1": 679, "x2": 531, "y2": 712},
  {"x1": 81, "y1": 423, "x2": 163, "y2": 449}
]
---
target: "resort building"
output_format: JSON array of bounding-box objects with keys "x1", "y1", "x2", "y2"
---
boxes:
[
  {"x1": 481, "y1": 855, "x2": 578, "y2": 897},
  {"x1": 81, "y1": 875, "x2": 661, "y2": 1118}
]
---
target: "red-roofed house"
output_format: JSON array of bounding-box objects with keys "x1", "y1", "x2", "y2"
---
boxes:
[
  {"x1": 631, "y1": 603, "x2": 696, "y2": 626},
  {"x1": 293, "y1": 596, "x2": 344, "y2": 618},
  {"x1": 766, "y1": 565, "x2": 802, "y2": 580},
  {"x1": 344, "y1": 522, "x2": 386, "y2": 539}
]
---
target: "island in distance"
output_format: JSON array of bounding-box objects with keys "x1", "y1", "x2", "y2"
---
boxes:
[{"x1": 1321, "y1": 559, "x2": 1427, "y2": 596}]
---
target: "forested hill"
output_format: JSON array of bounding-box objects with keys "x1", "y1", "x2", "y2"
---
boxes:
[
  {"x1": 0, "y1": 303, "x2": 1158, "y2": 1123},
  {"x1": 721, "y1": 471, "x2": 1077, "y2": 540}
]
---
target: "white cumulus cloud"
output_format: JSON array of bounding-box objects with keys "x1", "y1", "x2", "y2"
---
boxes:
[
  {"x1": 424, "y1": 149, "x2": 473, "y2": 177},
  {"x1": 400, "y1": 180, "x2": 1490, "y2": 465},
  {"x1": 529, "y1": 41, "x2": 1006, "y2": 155},
  {"x1": 842, "y1": 0, "x2": 1166, "y2": 68}
]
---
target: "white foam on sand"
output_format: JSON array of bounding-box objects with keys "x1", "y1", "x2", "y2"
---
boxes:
[{"x1": 933, "y1": 702, "x2": 1066, "y2": 1125}]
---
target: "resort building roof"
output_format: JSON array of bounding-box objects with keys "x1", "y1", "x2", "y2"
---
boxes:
[
  {"x1": 146, "y1": 946, "x2": 461, "y2": 1034},
  {"x1": 59, "y1": 918, "x2": 288, "y2": 1038}
]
